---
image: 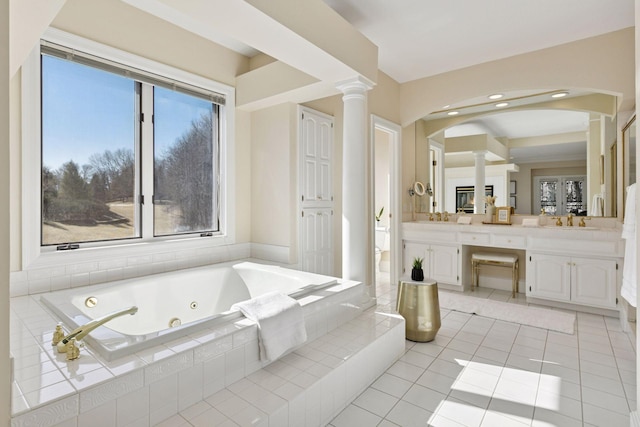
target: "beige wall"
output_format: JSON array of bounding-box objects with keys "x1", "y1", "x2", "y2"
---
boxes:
[
  {"x1": 2, "y1": 0, "x2": 9, "y2": 422},
  {"x1": 235, "y1": 110, "x2": 252, "y2": 244},
  {"x1": 250, "y1": 103, "x2": 296, "y2": 250},
  {"x1": 52, "y1": 0, "x2": 248, "y2": 87},
  {"x1": 400, "y1": 28, "x2": 635, "y2": 127}
]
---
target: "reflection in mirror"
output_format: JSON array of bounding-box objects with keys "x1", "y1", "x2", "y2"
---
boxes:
[{"x1": 417, "y1": 91, "x2": 618, "y2": 217}]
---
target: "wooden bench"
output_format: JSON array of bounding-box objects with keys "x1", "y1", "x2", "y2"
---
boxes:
[{"x1": 471, "y1": 252, "x2": 519, "y2": 298}]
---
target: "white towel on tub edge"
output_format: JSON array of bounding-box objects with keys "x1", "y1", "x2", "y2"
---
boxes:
[{"x1": 232, "y1": 291, "x2": 307, "y2": 362}]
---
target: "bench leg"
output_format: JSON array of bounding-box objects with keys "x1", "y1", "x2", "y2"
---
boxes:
[
  {"x1": 511, "y1": 261, "x2": 518, "y2": 298},
  {"x1": 471, "y1": 260, "x2": 477, "y2": 292}
]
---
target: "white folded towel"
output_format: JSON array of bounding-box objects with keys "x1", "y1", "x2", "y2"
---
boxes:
[
  {"x1": 232, "y1": 292, "x2": 307, "y2": 361},
  {"x1": 622, "y1": 184, "x2": 637, "y2": 307},
  {"x1": 590, "y1": 194, "x2": 604, "y2": 216}
]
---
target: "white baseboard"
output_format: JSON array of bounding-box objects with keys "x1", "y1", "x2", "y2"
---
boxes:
[{"x1": 250, "y1": 243, "x2": 291, "y2": 264}]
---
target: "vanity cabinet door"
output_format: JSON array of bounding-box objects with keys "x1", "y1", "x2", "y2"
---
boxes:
[
  {"x1": 528, "y1": 253, "x2": 571, "y2": 302},
  {"x1": 571, "y1": 257, "x2": 617, "y2": 308},
  {"x1": 430, "y1": 244, "x2": 459, "y2": 285},
  {"x1": 403, "y1": 241, "x2": 459, "y2": 285},
  {"x1": 403, "y1": 241, "x2": 429, "y2": 277}
]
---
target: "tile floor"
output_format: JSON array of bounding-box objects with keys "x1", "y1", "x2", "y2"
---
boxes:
[
  {"x1": 168, "y1": 274, "x2": 637, "y2": 427},
  {"x1": 327, "y1": 275, "x2": 637, "y2": 427}
]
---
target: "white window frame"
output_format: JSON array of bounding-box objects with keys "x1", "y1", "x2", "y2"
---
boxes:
[{"x1": 22, "y1": 28, "x2": 236, "y2": 270}]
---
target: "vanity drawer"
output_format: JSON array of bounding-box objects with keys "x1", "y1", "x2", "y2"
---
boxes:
[
  {"x1": 458, "y1": 232, "x2": 490, "y2": 245},
  {"x1": 493, "y1": 234, "x2": 526, "y2": 248}
]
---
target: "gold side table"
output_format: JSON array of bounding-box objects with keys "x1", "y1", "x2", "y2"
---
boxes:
[{"x1": 396, "y1": 279, "x2": 441, "y2": 342}]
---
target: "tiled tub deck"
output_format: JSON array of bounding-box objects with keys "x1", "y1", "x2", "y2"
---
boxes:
[{"x1": 10, "y1": 278, "x2": 405, "y2": 426}]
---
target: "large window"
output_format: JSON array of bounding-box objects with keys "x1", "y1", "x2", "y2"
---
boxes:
[{"x1": 40, "y1": 43, "x2": 223, "y2": 248}]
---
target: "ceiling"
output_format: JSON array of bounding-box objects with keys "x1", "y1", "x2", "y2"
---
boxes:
[
  {"x1": 318, "y1": 0, "x2": 633, "y2": 163},
  {"x1": 321, "y1": 0, "x2": 634, "y2": 84}
]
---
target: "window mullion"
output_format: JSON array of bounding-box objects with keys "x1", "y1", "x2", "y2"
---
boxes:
[{"x1": 141, "y1": 83, "x2": 155, "y2": 239}]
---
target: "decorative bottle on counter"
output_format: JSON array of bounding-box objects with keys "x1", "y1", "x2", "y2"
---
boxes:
[{"x1": 485, "y1": 205, "x2": 495, "y2": 223}]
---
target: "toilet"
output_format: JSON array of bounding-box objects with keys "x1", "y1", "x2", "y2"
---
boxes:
[{"x1": 375, "y1": 226, "x2": 389, "y2": 272}]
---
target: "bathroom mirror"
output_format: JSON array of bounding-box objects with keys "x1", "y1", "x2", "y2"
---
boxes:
[{"x1": 416, "y1": 91, "x2": 619, "y2": 217}]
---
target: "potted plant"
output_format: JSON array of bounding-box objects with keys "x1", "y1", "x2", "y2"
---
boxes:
[
  {"x1": 375, "y1": 206, "x2": 384, "y2": 224},
  {"x1": 411, "y1": 257, "x2": 424, "y2": 281}
]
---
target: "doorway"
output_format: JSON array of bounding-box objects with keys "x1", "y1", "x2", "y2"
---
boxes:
[{"x1": 371, "y1": 116, "x2": 401, "y2": 295}]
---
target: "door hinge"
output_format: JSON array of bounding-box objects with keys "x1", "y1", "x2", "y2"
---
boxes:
[
  {"x1": 616, "y1": 263, "x2": 619, "y2": 270},
  {"x1": 139, "y1": 195, "x2": 144, "y2": 205},
  {"x1": 331, "y1": 210, "x2": 334, "y2": 215},
  {"x1": 616, "y1": 297, "x2": 619, "y2": 304},
  {"x1": 432, "y1": 160, "x2": 437, "y2": 166},
  {"x1": 331, "y1": 196, "x2": 334, "y2": 201},
  {"x1": 302, "y1": 195, "x2": 304, "y2": 202},
  {"x1": 529, "y1": 286, "x2": 532, "y2": 291},
  {"x1": 301, "y1": 113, "x2": 304, "y2": 119},
  {"x1": 457, "y1": 275, "x2": 459, "y2": 281},
  {"x1": 302, "y1": 211, "x2": 304, "y2": 217},
  {"x1": 457, "y1": 248, "x2": 460, "y2": 254},
  {"x1": 529, "y1": 256, "x2": 532, "y2": 262}
]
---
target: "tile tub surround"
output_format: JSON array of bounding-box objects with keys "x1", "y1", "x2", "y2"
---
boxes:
[{"x1": 9, "y1": 278, "x2": 374, "y2": 426}]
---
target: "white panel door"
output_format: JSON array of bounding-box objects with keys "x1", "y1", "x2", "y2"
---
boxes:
[
  {"x1": 300, "y1": 107, "x2": 334, "y2": 275},
  {"x1": 301, "y1": 208, "x2": 333, "y2": 275},
  {"x1": 301, "y1": 109, "x2": 333, "y2": 205}
]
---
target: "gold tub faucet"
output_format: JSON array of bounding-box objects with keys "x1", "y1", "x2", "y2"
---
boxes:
[{"x1": 56, "y1": 306, "x2": 138, "y2": 354}]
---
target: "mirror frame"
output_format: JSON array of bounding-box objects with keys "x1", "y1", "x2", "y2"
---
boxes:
[{"x1": 623, "y1": 115, "x2": 636, "y2": 217}]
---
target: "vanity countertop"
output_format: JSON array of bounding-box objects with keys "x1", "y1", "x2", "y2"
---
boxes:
[{"x1": 402, "y1": 218, "x2": 624, "y2": 257}]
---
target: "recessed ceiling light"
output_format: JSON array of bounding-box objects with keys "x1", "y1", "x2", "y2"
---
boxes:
[
  {"x1": 447, "y1": 111, "x2": 459, "y2": 116},
  {"x1": 495, "y1": 102, "x2": 509, "y2": 108},
  {"x1": 551, "y1": 91, "x2": 568, "y2": 98},
  {"x1": 442, "y1": 104, "x2": 450, "y2": 109},
  {"x1": 488, "y1": 94, "x2": 503, "y2": 100}
]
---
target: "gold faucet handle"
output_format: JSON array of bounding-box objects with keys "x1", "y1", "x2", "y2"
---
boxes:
[
  {"x1": 52, "y1": 323, "x2": 65, "y2": 346},
  {"x1": 429, "y1": 213, "x2": 434, "y2": 221},
  {"x1": 443, "y1": 211, "x2": 449, "y2": 221},
  {"x1": 551, "y1": 216, "x2": 562, "y2": 226},
  {"x1": 579, "y1": 217, "x2": 592, "y2": 227}
]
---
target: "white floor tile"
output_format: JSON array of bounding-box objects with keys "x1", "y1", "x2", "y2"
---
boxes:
[
  {"x1": 435, "y1": 397, "x2": 486, "y2": 427},
  {"x1": 370, "y1": 373, "x2": 413, "y2": 398},
  {"x1": 331, "y1": 403, "x2": 382, "y2": 427},
  {"x1": 353, "y1": 387, "x2": 399, "y2": 418},
  {"x1": 385, "y1": 400, "x2": 434, "y2": 427},
  {"x1": 402, "y1": 383, "x2": 447, "y2": 413}
]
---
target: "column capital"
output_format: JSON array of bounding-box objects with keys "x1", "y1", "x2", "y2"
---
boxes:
[{"x1": 336, "y1": 75, "x2": 374, "y2": 96}]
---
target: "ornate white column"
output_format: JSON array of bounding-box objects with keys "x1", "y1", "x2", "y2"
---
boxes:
[
  {"x1": 473, "y1": 151, "x2": 487, "y2": 214},
  {"x1": 337, "y1": 76, "x2": 373, "y2": 285}
]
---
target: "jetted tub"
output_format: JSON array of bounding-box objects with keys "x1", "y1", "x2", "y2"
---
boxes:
[{"x1": 40, "y1": 261, "x2": 338, "y2": 360}]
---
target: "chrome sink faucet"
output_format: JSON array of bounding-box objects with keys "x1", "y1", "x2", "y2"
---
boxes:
[{"x1": 55, "y1": 306, "x2": 138, "y2": 353}]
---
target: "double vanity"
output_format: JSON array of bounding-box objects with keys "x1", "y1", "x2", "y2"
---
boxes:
[{"x1": 402, "y1": 217, "x2": 624, "y2": 314}]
